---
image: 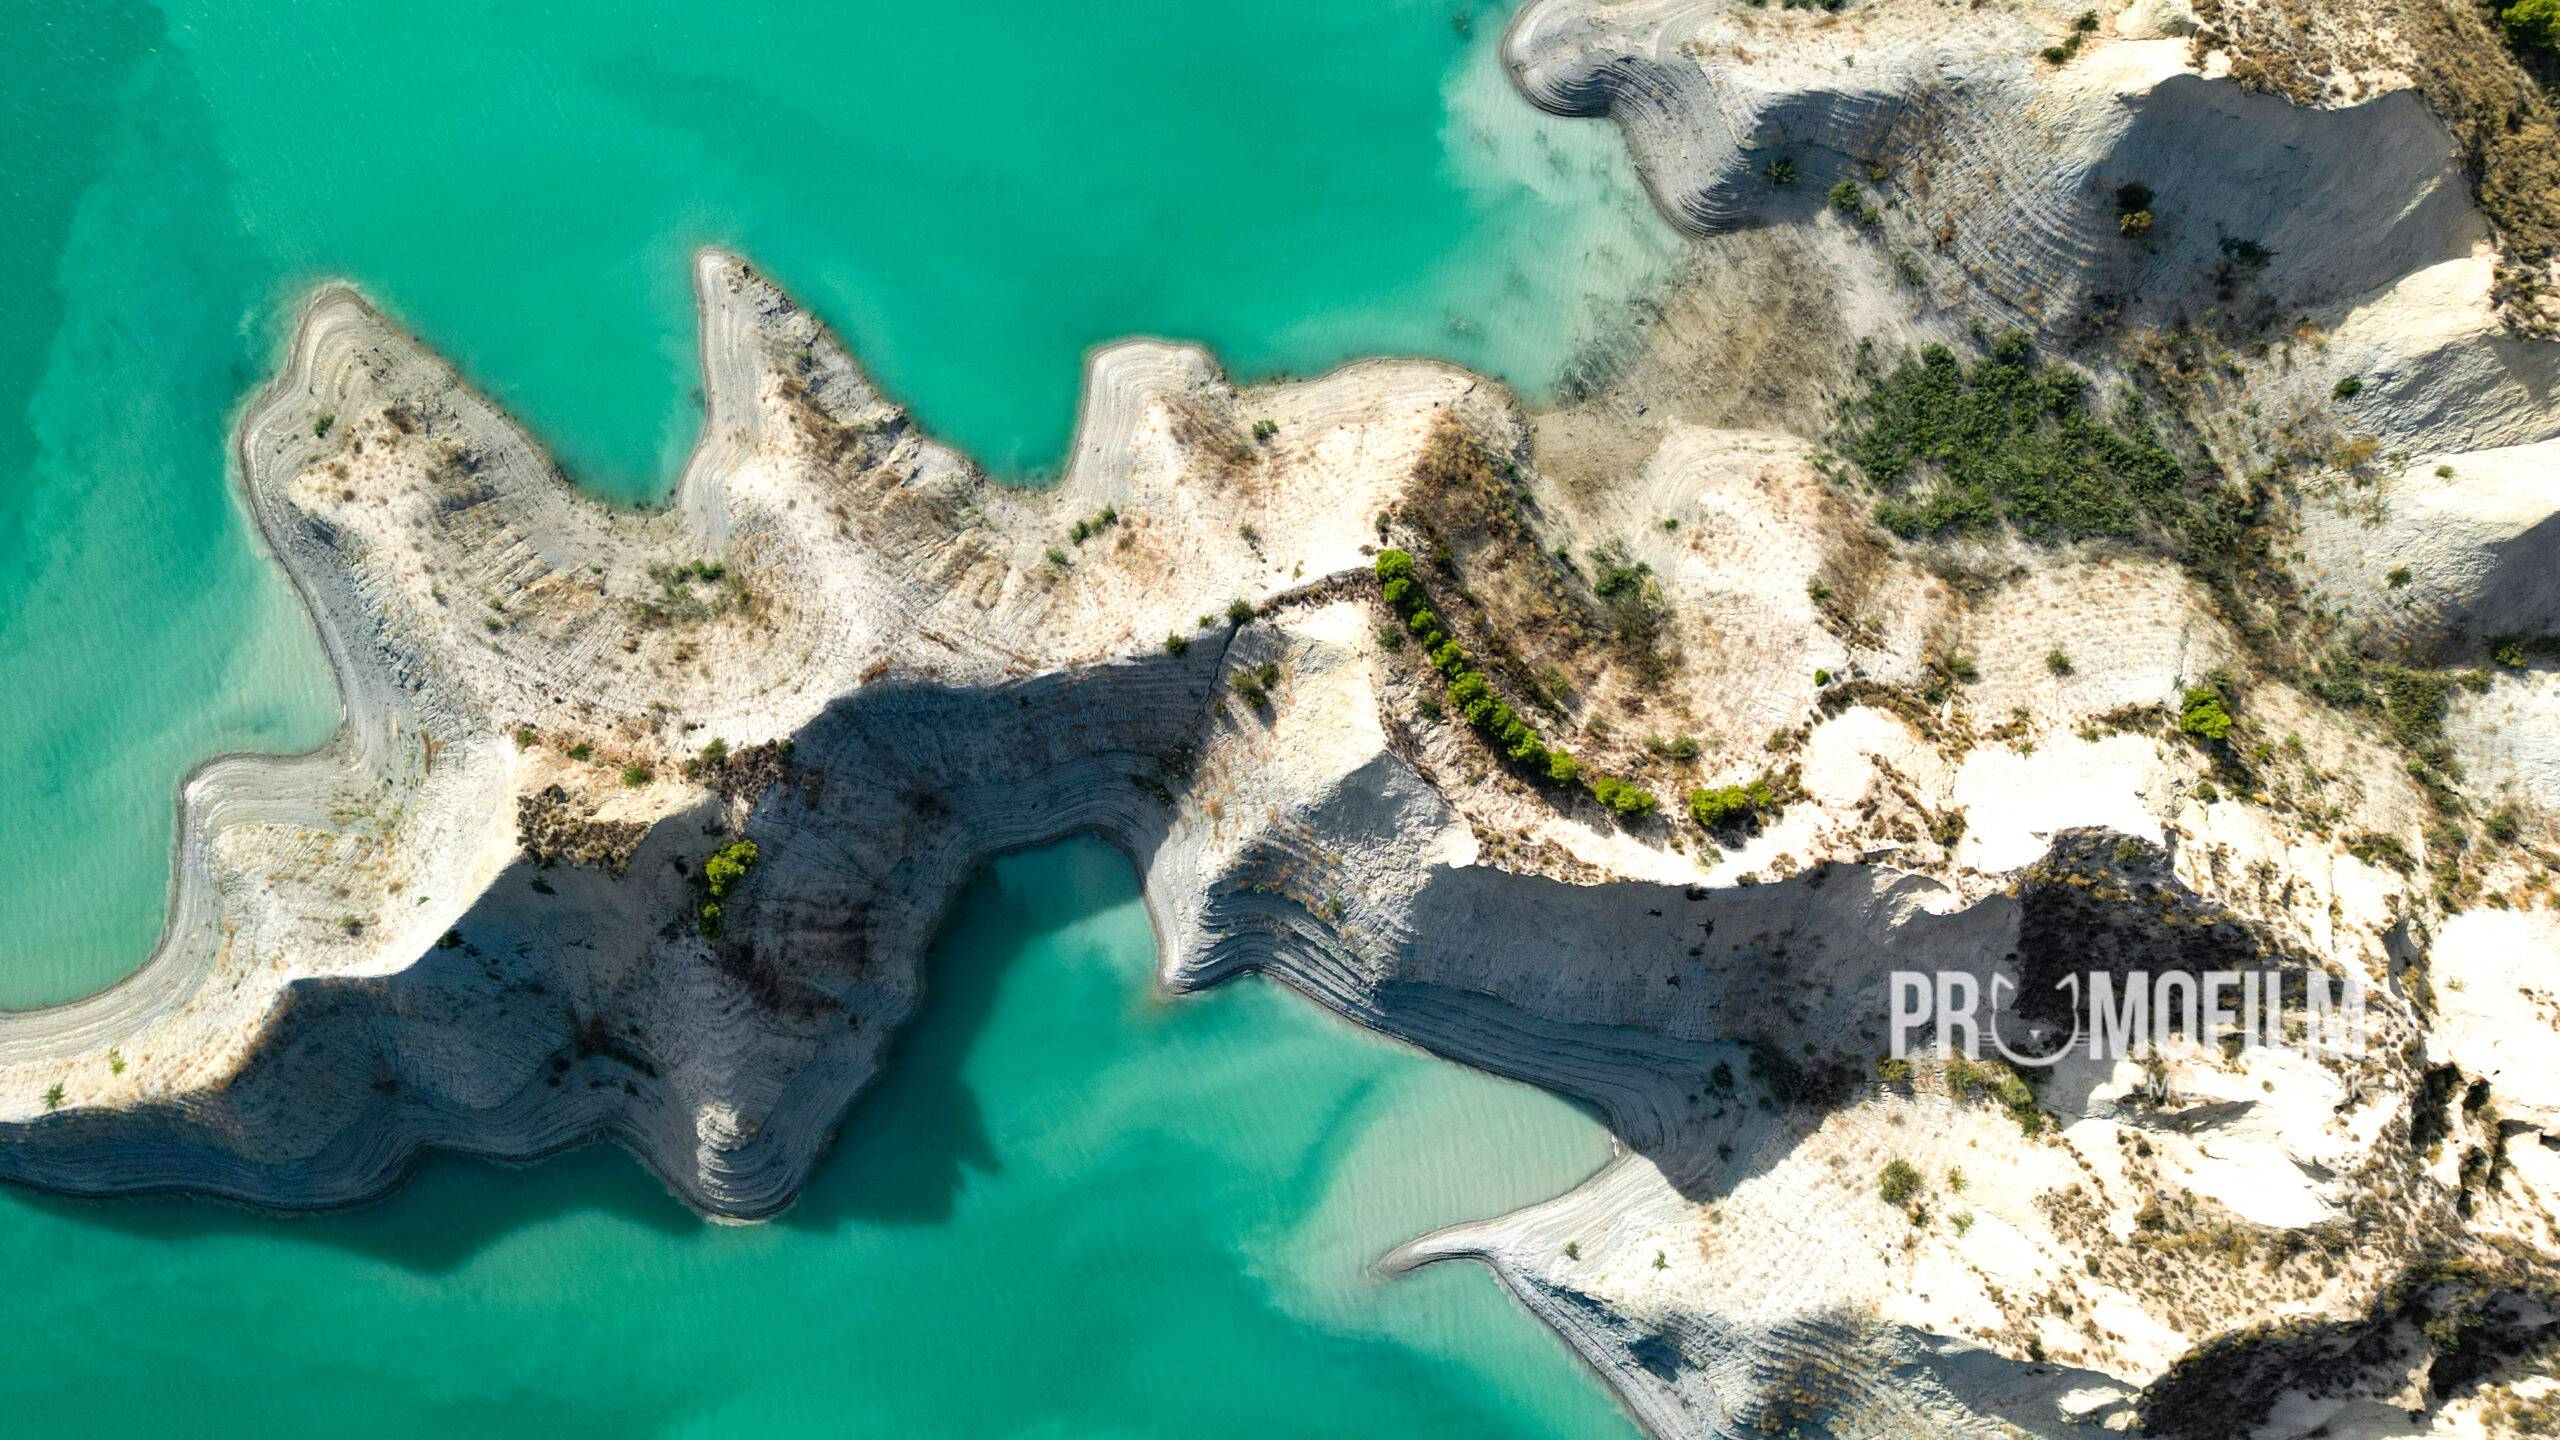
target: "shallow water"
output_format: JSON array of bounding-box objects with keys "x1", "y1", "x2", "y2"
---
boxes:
[
  {"x1": 0, "y1": 841, "x2": 1638, "y2": 1438},
  {"x1": 0, "y1": 0, "x2": 1675, "y2": 1005}
]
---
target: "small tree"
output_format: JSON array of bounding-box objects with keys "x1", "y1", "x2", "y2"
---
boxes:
[
  {"x1": 2506, "y1": 0, "x2": 2558, "y2": 49},
  {"x1": 2178, "y1": 686, "x2": 2234, "y2": 741}
]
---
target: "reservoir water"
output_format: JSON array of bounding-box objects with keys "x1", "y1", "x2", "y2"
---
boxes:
[
  {"x1": 0, "y1": 0, "x2": 1675, "y2": 1005},
  {"x1": 0, "y1": 3, "x2": 1672, "y2": 1430},
  {"x1": 0, "y1": 843, "x2": 1639, "y2": 1437}
]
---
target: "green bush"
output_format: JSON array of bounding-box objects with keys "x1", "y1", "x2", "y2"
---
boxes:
[
  {"x1": 2333, "y1": 376, "x2": 2365, "y2": 400},
  {"x1": 2506, "y1": 0, "x2": 2558, "y2": 49},
  {"x1": 1375, "y1": 549, "x2": 1416, "y2": 585},
  {"x1": 1591, "y1": 775, "x2": 1660, "y2": 818},
  {"x1": 1826, "y1": 178, "x2": 1877, "y2": 224},
  {"x1": 697, "y1": 837, "x2": 761, "y2": 939},
  {"x1": 1646, "y1": 734, "x2": 1702, "y2": 762},
  {"x1": 1838, "y1": 332, "x2": 2191, "y2": 544},
  {"x1": 1689, "y1": 779, "x2": 1777, "y2": 831},
  {"x1": 1764, "y1": 157, "x2": 1797, "y2": 186},
  {"x1": 1879, "y1": 1159, "x2": 1922, "y2": 1207},
  {"x1": 704, "y1": 839, "x2": 759, "y2": 900},
  {"x1": 2178, "y1": 686, "x2": 2234, "y2": 741},
  {"x1": 1228, "y1": 598, "x2": 1255, "y2": 625}
]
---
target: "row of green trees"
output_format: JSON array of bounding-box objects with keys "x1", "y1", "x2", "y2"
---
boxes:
[{"x1": 1375, "y1": 550, "x2": 1660, "y2": 818}]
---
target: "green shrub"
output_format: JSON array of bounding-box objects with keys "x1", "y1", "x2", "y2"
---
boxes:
[
  {"x1": 2178, "y1": 686, "x2": 2234, "y2": 741},
  {"x1": 1826, "y1": 178, "x2": 1877, "y2": 224},
  {"x1": 2507, "y1": 0, "x2": 2559, "y2": 48},
  {"x1": 1375, "y1": 549, "x2": 1416, "y2": 585},
  {"x1": 566, "y1": 742, "x2": 593, "y2": 762},
  {"x1": 2333, "y1": 376, "x2": 2365, "y2": 400},
  {"x1": 1382, "y1": 576, "x2": 1415, "y2": 609},
  {"x1": 2046, "y1": 649, "x2": 2073, "y2": 675},
  {"x1": 1591, "y1": 775, "x2": 1660, "y2": 818},
  {"x1": 1251, "y1": 418, "x2": 1278, "y2": 442},
  {"x1": 698, "y1": 838, "x2": 761, "y2": 938},
  {"x1": 1407, "y1": 608, "x2": 1439, "y2": 636},
  {"x1": 1879, "y1": 1159, "x2": 1923, "y2": 1207},
  {"x1": 621, "y1": 763, "x2": 652, "y2": 787},
  {"x1": 704, "y1": 839, "x2": 759, "y2": 899},
  {"x1": 1837, "y1": 333, "x2": 2189, "y2": 544},
  {"x1": 1164, "y1": 633, "x2": 1189, "y2": 655},
  {"x1": 1689, "y1": 779, "x2": 1778, "y2": 831},
  {"x1": 1546, "y1": 750, "x2": 1580, "y2": 785},
  {"x1": 1765, "y1": 157, "x2": 1797, "y2": 186},
  {"x1": 1646, "y1": 734, "x2": 1701, "y2": 762},
  {"x1": 1228, "y1": 599, "x2": 1255, "y2": 625}
]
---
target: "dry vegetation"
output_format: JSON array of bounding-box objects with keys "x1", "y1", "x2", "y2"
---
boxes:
[{"x1": 2193, "y1": 0, "x2": 2560, "y2": 330}]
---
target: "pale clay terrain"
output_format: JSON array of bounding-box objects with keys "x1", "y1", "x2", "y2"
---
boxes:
[{"x1": 7, "y1": 0, "x2": 2560, "y2": 1435}]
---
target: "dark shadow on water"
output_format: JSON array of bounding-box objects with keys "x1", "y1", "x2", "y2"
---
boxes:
[
  {"x1": 7, "y1": 846, "x2": 1098, "y2": 1264},
  {"x1": 782, "y1": 846, "x2": 1102, "y2": 1232}
]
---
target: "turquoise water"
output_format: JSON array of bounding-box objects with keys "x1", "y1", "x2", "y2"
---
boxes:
[
  {"x1": 1, "y1": 4, "x2": 1666, "y2": 1429},
  {"x1": 0, "y1": 842, "x2": 1637, "y2": 1437},
  {"x1": 0, "y1": 0, "x2": 1676, "y2": 1006}
]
